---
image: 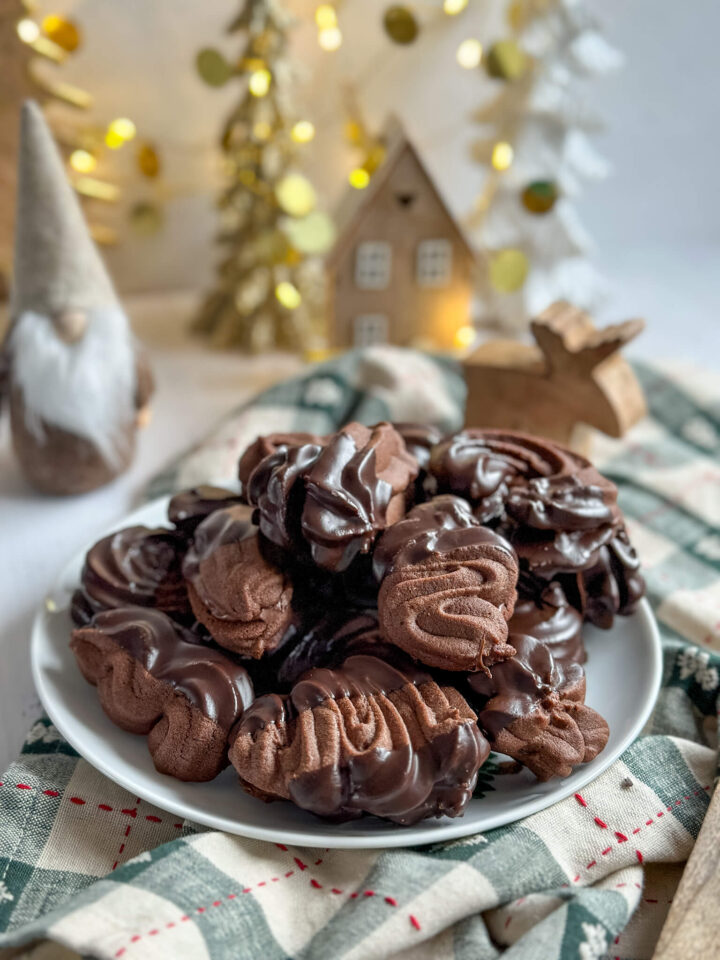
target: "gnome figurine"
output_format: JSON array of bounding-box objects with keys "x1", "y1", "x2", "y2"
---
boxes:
[{"x1": 0, "y1": 102, "x2": 153, "y2": 495}]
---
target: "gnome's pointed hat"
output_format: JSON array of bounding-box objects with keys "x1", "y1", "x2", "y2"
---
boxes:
[{"x1": 11, "y1": 101, "x2": 119, "y2": 318}]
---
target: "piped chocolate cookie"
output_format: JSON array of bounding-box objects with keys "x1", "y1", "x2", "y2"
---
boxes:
[
  {"x1": 376, "y1": 497, "x2": 518, "y2": 672},
  {"x1": 183, "y1": 506, "x2": 294, "y2": 658},
  {"x1": 468, "y1": 634, "x2": 609, "y2": 781},
  {"x1": 229, "y1": 653, "x2": 489, "y2": 824},
  {"x1": 71, "y1": 606, "x2": 254, "y2": 781}
]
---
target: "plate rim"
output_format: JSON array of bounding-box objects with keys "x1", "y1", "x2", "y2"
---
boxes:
[{"x1": 30, "y1": 496, "x2": 664, "y2": 850}]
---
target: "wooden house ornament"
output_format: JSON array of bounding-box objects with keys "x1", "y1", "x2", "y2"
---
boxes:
[
  {"x1": 326, "y1": 125, "x2": 476, "y2": 351},
  {"x1": 463, "y1": 300, "x2": 646, "y2": 452}
]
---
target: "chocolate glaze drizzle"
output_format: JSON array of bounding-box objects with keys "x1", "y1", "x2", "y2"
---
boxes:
[
  {"x1": 73, "y1": 606, "x2": 254, "y2": 728},
  {"x1": 71, "y1": 525, "x2": 188, "y2": 625},
  {"x1": 233, "y1": 654, "x2": 489, "y2": 824},
  {"x1": 373, "y1": 494, "x2": 515, "y2": 581}
]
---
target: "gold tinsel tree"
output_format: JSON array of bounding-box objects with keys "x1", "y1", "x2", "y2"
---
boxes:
[
  {"x1": 0, "y1": 1, "x2": 130, "y2": 299},
  {"x1": 194, "y1": 0, "x2": 328, "y2": 352}
]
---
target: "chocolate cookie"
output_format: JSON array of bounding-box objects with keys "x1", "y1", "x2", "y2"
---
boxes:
[
  {"x1": 428, "y1": 429, "x2": 580, "y2": 523},
  {"x1": 71, "y1": 525, "x2": 189, "y2": 626},
  {"x1": 229, "y1": 653, "x2": 489, "y2": 824},
  {"x1": 71, "y1": 607, "x2": 254, "y2": 781},
  {"x1": 183, "y1": 506, "x2": 294, "y2": 658},
  {"x1": 245, "y1": 422, "x2": 418, "y2": 572},
  {"x1": 168, "y1": 485, "x2": 246, "y2": 536},
  {"x1": 469, "y1": 634, "x2": 609, "y2": 780},
  {"x1": 376, "y1": 497, "x2": 518, "y2": 672}
]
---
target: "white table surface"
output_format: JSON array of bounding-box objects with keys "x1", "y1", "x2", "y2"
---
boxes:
[{"x1": 1, "y1": 255, "x2": 718, "y2": 772}]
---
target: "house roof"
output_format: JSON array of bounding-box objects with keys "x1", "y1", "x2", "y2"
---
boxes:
[{"x1": 326, "y1": 119, "x2": 477, "y2": 271}]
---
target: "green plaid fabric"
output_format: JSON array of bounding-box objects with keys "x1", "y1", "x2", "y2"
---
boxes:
[{"x1": 1, "y1": 349, "x2": 718, "y2": 960}]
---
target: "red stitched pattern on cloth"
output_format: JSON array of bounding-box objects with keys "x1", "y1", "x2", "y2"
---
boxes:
[
  {"x1": 0, "y1": 781, "x2": 184, "y2": 827},
  {"x1": 568, "y1": 784, "x2": 710, "y2": 880},
  {"x1": 112, "y1": 850, "x2": 422, "y2": 957}
]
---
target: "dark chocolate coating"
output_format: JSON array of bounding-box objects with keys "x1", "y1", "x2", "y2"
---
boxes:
[
  {"x1": 246, "y1": 441, "x2": 323, "y2": 554},
  {"x1": 238, "y1": 431, "x2": 326, "y2": 492},
  {"x1": 71, "y1": 525, "x2": 188, "y2": 625},
  {"x1": 300, "y1": 422, "x2": 418, "y2": 572},
  {"x1": 230, "y1": 654, "x2": 489, "y2": 824},
  {"x1": 428, "y1": 429, "x2": 578, "y2": 522},
  {"x1": 509, "y1": 582, "x2": 585, "y2": 666},
  {"x1": 373, "y1": 495, "x2": 513, "y2": 581},
  {"x1": 579, "y1": 526, "x2": 645, "y2": 628},
  {"x1": 468, "y1": 633, "x2": 609, "y2": 781},
  {"x1": 244, "y1": 422, "x2": 417, "y2": 573},
  {"x1": 275, "y1": 610, "x2": 382, "y2": 688},
  {"x1": 468, "y1": 633, "x2": 582, "y2": 733},
  {"x1": 168, "y1": 486, "x2": 245, "y2": 536},
  {"x1": 72, "y1": 606, "x2": 254, "y2": 728}
]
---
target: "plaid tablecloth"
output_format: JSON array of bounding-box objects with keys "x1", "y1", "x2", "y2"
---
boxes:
[{"x1": 1, "y1": 348, "x2": 719, "y2": 960}]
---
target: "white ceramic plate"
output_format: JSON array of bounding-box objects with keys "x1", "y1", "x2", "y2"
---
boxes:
[{"x1": 31, "y1": 496, "x2": 663, "y2": 849}]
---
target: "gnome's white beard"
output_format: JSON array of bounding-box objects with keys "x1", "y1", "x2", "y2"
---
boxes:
[{"x1": 10, "y1": 306, "x2": 136, "y2": 467}]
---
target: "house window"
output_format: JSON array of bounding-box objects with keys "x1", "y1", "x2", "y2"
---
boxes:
[
  {"x1": 416, "y1": 238, "x2": 453, "y2": 288},
  {"x1": 354, "y1": 314, "x2": 388, "y2": 348},
  {"x1": 355, "y1": 242, "x2": 392, "y2": 290}
]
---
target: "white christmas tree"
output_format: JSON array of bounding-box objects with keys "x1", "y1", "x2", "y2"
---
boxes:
[{"x1": 469, "y1": 0, "x2": 622, "y2": 331}]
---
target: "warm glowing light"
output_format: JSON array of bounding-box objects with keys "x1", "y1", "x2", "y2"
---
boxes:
[
  {"x1": 456, "y1": 38, "x2": 482, "y2": 69},
  {"x1": 104, "y1": 129, "x2": 124, "y2": 149},
  {"x1": 291, "y1": 120, "x2": 315, "y2": 144},
  {"x1": 275, "y1": 174, "x2": 316, "y2": 217},
  {"x1": 454, "y1": 324, "x2": 475, "y2": 348},
  {"x1": 42, "y1": 14, "x2": 81, "y2": 52},
  {"x1": 17, "y1": 19, "x2": 40, "y2": 43},
  {"x1": 275, "y1": 281, "x2": 302, "y2": 309},
  {"x1": 348, "y1": 168, "x2": 370, "y2": 189},
  {"x1": 491, "y1": 141, "x2": 514, "y2": 171},
  {"x1": 69, "y1": 149, "x2": 96, "y2": 173},
  {"x1": 315, "y1": 4, "x2": 337, "y2": 29},
  {"x1": 108, "y1": 117, "x2": 136, "y2": 142},
  {"x1": 318, "y1": 27, "x2": 342, "y2": 51},
  {"x1": 253, "y1": 121, "x2": 272, "y2": 141},
  {"x1": 248, "y1": 68, "x2": 272, "y2": 97},
  {"x1": 443, "y1": 0, "x2": 468, "y2": 14}
]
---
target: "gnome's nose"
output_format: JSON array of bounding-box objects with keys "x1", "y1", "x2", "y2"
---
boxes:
[{"x1": 53, "y1": 309, "x2": 88, "y2": 343}]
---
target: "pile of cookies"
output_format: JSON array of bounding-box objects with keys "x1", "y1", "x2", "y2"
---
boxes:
[{"x1": 70, "y1": 423, "x2": 644, "y2": 826}]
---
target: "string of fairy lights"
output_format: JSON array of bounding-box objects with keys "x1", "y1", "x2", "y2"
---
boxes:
[{"x1": 14, "y1": 0, "x2": 559, "y2": 312}]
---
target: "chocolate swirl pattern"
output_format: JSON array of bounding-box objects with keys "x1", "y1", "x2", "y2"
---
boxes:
[
  {"x1": 229, "y1": 654, "x2": 489, "y2": 824},
  {"x1": 71, "y1": 525, "x2": 189, "y2": 626},
  {"x1": 300, "y1": 422, "x2": 418, "y2": 572},
  {"x1": 469, "y1": 634, "x2": 609, "y2": 781},
  {"x1": 183, "y1": 507, "x2": 294, "y2": 658},
  {"x1": 71, "y1": 607, "x2": 255, "y2": 781},
  {"x1": 377, "y1": 498, "x2": 518, "y2": 672},
  {"x1": 245, "y1": 422, "x2": 418, "y2": 572},
  {"x1": 238, "y1": 431, "x2": 327, "y2": 491},
  {"x1": 429, "y1": 429, "x2": 623, "y2": 575}
]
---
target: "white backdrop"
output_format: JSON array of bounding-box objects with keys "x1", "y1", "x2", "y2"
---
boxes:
[{"x1": 34, "y1": 0, "x2": 720, "y2": 299}]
